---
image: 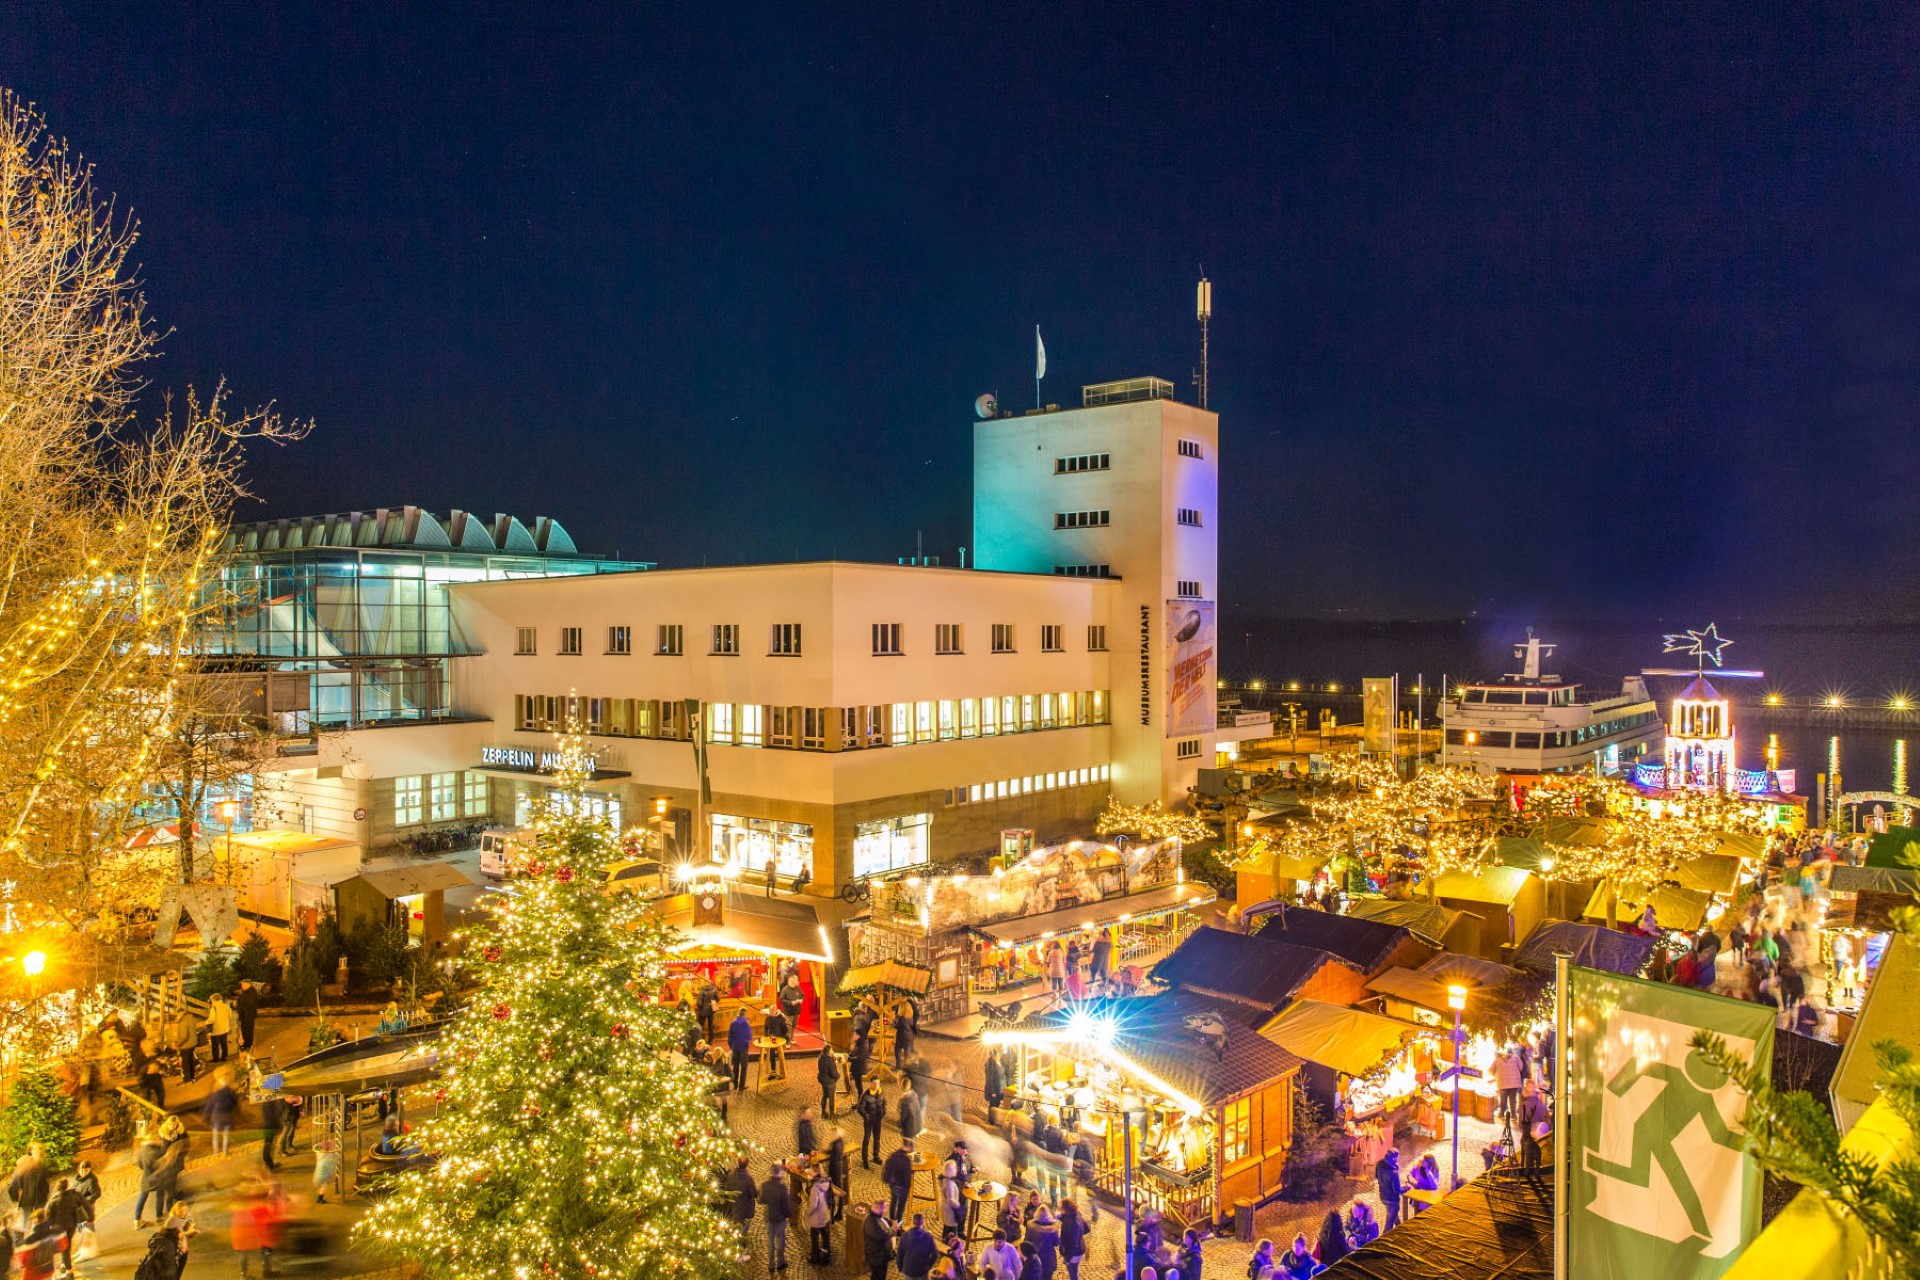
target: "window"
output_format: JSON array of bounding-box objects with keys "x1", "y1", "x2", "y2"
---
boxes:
[
  {"x1": 890, "y1": 703, "x2": 912, "y2": 746},
  {"x1": 656, "y1": 624, "x2": 683, "y2": 655},
  {"x1": 738, "y1": 703, "x2": 763, "y2": 746},
  {"x1": 960, "y1": 698, "x2": 978, "y2": 737},
  {"x1": 1054, "y1": 510, "x2": 1111, "y2": 529},
  {"x1": 463, "y1": 771, "x2": 489, "y2": 816},
  {"x1": 1175, "y1": 739, "x2": 1201, "y2": 760},
  {"x1": 1178, "y1": 439, "x2": 1204, "y2": 459},
  {"x1": 1020, "y1": 694, "x2": 1037, "y2": 730},
  {"x1": 1176, "y1": 508, "x2": 1203, "y2": 527},
  {"x1": 1054, "y1": 564, "x2": 1112, "y2": 578},
  {"x1": 853, "y1": 813, "x2": 931, "y2": 878},
  {"x1": 1041, "y1": 625, "x2": 1064, "y2": 652},
  {"x1": 710, "y1": 813, "x2": 815, "y2": 881},
  {"x1": 769, "y1": 706, "x2": 794, "y2": 747},
  {"x1": 980, "y1": 697, "x2": 999, "y2": 736},
  {"x1": 607, "y1": 625, "x2": 631, "y2": 655},
  {"x1": 915, "y1": 701, "x2": 934, "y2": 743},
  {"x1": 1514, "y1": 732, "x2": 1542, "y2": 750},
  {"x1": 1177, "y1": 580, "x2": 1202, "y2": 598},
  {"x1": 770, "y1": 623, "x2": 802, "y2": 656},
  {"x1": 707, "y1": 702, "x2": 735, "y2": 743},
  {"x1": 1222, "y1": 1097, "x2": 1252, "y2": 1163},
  {"x1": 1055, "y1": 453, "x2": 1111, "y2": 473},
  {"x1": 711, "y1": 624, "x2": 739, "y2": 656},
  {"x1": 801, "y1": 707, "x2": 828, "y2": 750},
  {"x1": 515, "y1": 627, "x2": 537, "y2": 655},
  {"x1": 991, "y1": 624, "x2": 1016, "y2": 653},
  {"x1": 1092, "y1": 690, "x2": 1109, "y2": 723},
  {"x1": 935, "y1": 623, "x2": 963, "y2": 655},
  {"x1": 394, "y1": 776, "x2": 423, "y2": 827},
  {"x1": 559, "y1": 627, "x2": 583, "y2": 655},
  {"x1": 1087, "y1": 625, "x2": 1107, "y2": 651},
  {"x1": 938, "y1": 700, "x2": 957, "y2": 740},
  {"x1": 430, "y1": 772, "x2": 458, "y2": 821},
  {"x1": 873, "y1": 623, "x2": 903, "y2": 656}
]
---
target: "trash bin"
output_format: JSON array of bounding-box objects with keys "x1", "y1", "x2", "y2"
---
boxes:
[
  {"x1": 1233, "y1": 1197, "x2": 1256, "y2": 1240},
  {"x1": 827, "y1": 1008, "x2": 852, "y2": 1052}
]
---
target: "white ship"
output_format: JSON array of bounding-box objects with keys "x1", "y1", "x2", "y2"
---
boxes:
[{"x1": 1441, "y1": 631, "x2": 1662, "y2": 775}]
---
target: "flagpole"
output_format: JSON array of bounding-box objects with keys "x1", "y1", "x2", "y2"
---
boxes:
[{"x1": 1553, "y1": 951, "x2": 1571, "y2": 1280}]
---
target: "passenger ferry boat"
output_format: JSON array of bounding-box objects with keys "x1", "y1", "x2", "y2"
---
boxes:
[{"x1": 1441, "y1": 631, "x2": 1662, "y2": 775}]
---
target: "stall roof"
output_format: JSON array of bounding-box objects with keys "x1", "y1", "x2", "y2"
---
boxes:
[
  {"x1": 660, "y1": 891, "x2": 835, "y2": 965},
  {"x1": 1015, "y1": 988, "x2": 1303, "y2": 1109},
  {"x1": 1259, "y1": 1000, "x2": 1426, "y2": 1077},
  {"x1": 1152, "y1": 927, "x2": 1361, "y2": 1019},
  {"x1": 1418, "y1": 952, "x2": 1520, "y2": 989},
  {"x1": 971, "y1": 883, "x2": 1215, "y2": 945},
  {"x1": 1714, "y1": 832, "x2": 1768, "y2": 862},
  {"x1": 837, "y1": 960, "x2": 930, "y2": 997},
  {"x1": 1829, "y1": 864, "x2": 1920, "y2": 896},
  {"x1": 1833, "y1": 932, "x2": 1920, "y2": 1134},
  {"x1": 1865, "y1": 825, "x2": 1920, "y2": 869},
  {"x1": 228, "y1": 830, "x2": 361, "y2": 858},
  {"x1": 1364, "y1": 967, "x2": 1458, "y2": 1014},
  {"x1": 1317, "y1": 1166, "x2": 1551, "y2": 1280},
  {"x1": 1513, "y1": 920, "x2": 1655, "y2": 975},
  {"x1": 1582, "y1": 881, "x2": 1714, "y2": 932},
  {"x1": 1673, "y1": 852, "x2": 1744, "y2": 897},
  {"x1": 1345, "y1": 899, "x2": 1467, "y2": 946},
  {"x1": 353, "y1": 862, "x2": 475, "y2": 898},
  {"x1": 1432, "y1": 866, "x2": 1532, "y2": 906},
  {"x1": 1255, "y1": 905, "x2": 1417, "y2": 974}
]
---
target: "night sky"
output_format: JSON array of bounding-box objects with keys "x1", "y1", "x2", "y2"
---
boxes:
[{"x1": 7, "y1": 5, "x2": 1918, "y2": 619}]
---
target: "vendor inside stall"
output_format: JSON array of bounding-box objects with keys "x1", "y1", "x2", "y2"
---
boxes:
[{"x1": 652, "y1": 880, "x2": 835, "y2": 1047}]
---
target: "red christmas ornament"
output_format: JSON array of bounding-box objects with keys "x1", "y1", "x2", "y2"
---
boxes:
[
  {"x1": 674, "y1": 1132, "x2": 688, "y2": 1149},
  {"x1": 555, "y1": 866, "x2": 575, "y2": 883},
  {"x1": 526, "y1": 860, "x2": 545, "y2": 876},
  {"x1": 492, "y1": 1003, "x2": 512, "y2": 1020},
  {"x1": 609, "y1": 1023, "x2": 629, "y2": 1039},
  {"x1": 484, "y1": 946, "x2": 502, "y2": 963}
]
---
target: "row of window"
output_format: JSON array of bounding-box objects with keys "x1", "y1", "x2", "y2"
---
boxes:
[
  {"x1": 1055, "y1": 509, "x2": 1111, "y2": 529},
  {"x1": 518, "y1": 621, "x2": 1111, "y2": 659},
  {"x1": 514, "y1": 690, "x2": 1114, "y2": 747},
  {"x1": 1176, "y1": 508, "x2": 1203, "y2": 527},
  {"x1": 393, "y1": 771, "x2": 490, "y2": 827},
  {"x1": 1443, "y1": 709, "x2": 1660, "y2": 751},
  {"x1": 1176, "y1": 580, "x2": 1202, "y2": 598},
  {"x1": 1056, "y1": 453, "x2": 1110, "y2": 473},
  {"x1": 947, "y1": 763, "x2": 1113, "y2": 806},
  {"x1": 1174, "y1": 738, "x2": 1201, "y2": 759},
  {"x1": 1177, "y1": 439, "x2": 1205, "y2": 459},
  {"x1": 1055, "y1": 564, "x2": 1113, "y2": 578}
]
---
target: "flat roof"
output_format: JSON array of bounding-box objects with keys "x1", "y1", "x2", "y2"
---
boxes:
[{"x1": 447, "y1": 558, "x2": 1123, "y2": 591}]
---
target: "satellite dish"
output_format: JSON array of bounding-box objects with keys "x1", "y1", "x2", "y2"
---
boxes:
[{"x1": 974, "y1": 393, "x2": 999, "y2": 419}]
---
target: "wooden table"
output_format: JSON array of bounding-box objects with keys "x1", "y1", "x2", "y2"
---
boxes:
[
  {"x1": 962, "y1": 1180, "x2": 1008, "y2": 1240},
  {"x1": 909, "y1": 1150, "x2": 939, "y2": 1204},
  {"x1": 1404, "y1": 1186, "x2": 1443, "y2": 1216},
  {"x1": 753, "y1": 1037, "x2": 789, "y2": 1091}
]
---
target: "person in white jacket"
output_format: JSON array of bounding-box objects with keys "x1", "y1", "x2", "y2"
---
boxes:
[
  {"x1": 203, "y1": 994, "x2": 235, "y2": 1063},
  {"x1": 804, "y1": 1171, "x2": 835, "y2": 1265}
]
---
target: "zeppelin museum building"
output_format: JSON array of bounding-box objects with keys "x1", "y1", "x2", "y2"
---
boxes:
[{"x1": 213, "y1": 376, "x2": 1267, "y2": 894}]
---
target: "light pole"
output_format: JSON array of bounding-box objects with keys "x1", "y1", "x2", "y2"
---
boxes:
[
  {"x1": 216, "y1": 799, "x2": 239, "y2": 880},
  {"x1": 1445, "y1": 984, "x2": 1469, "y2": 1191},
  {"x1": 1120, "y1": 1091, "x2": 1143, "y2": 1280}
]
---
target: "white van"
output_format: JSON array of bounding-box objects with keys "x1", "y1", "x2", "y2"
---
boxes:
[{"x1": 478, "y1": 828, "x2": 533, "y2": 879}]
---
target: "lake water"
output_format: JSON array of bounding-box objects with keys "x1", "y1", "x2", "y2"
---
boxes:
[{"x1": 1226, "y1": 616, "x2": 1920, "y2": 795}]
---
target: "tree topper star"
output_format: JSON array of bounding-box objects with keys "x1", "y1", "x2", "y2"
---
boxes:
[{"x1": 1662, "y1": 623, "x2": 1734, "y2": 668}]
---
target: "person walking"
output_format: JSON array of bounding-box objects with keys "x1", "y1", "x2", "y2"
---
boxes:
[
  {"x1": 235, "y1": 980, "x2": 261, "y2": 1054},
  {"x1": 760, "y1": 1163, "x2": 795, "y2": 1272},
  {"x1": 167, "y1": 1006, "x2": 199, "y2": 1086},
  {"x1": 202, "y1": 994, "x2": 234, "y2": 1064},
  {"x1": 882, "y1": 1141, "x2": 916, "y2": 1223},
  {"x1": 984, "y1": 1050, "x2": 1006, "y2": 1113},
  {"x1": 697, "y1": 980, "x2": 720, "y2": 1044},
  {"x1": 858, "y1": 1079, "x2": 888, "y2": 1168},
  {"x1": 1090, "y1": 930, "x2": 1112, "y2": 988},
  {"x1": 863, "y1": 1203, "x2": 898, "y2": 1280},
  {"x1": 8, "y1": 1142, "x2": 49, "y2": 1231},
  {"x1": 259, "y1": 1093, "x2": 287, "y2": 1172},
  {"x1": 898, "y1": 1085, "x2": 924, "y2": 1142},
  {"x1": 818, "y1": 1046, "x2": 842, "y2": 1117},
  {"x1": 45, "y1": 1178, "x2": 86, "y2": 1278},
  {"x1": 1058, "y1": 1202, "x2": 1087, "y2": 1280},
  {"x1": 805, "y1": 1169, "x2": 835, "y2": 1265},
  {"x1": 203, "y1": 1072, "x2": 239, "y2": 1157},
  {"x1": 1029, "y1": 1207, "x2": 1060, "y2": 1280},
  {"x1": 796, "y1": 1107, "x2": 820, "y2": 1160},
  {"x1": 138, "y1": 1047, "x2": 167, "y2": 1111},
  {"x1": 893, "y1": 1006, "x2": 916, "y2": 1070},
  {"x1": 133, "y1": 1132, "x2": 166, "y2": 1229},
  {"x1": 1373, "y1": 1149, "x2": 1402, "y2": 1231},
  {"x1": 728, "y1": 1010, "x2": 753, "y2": 1092},
  {"x1": 849, "y1": 1033, "x2": 872, "y2": 1098},
  {"x1": 936, "y1": 1158, "x2": 963, "y2": 1234},
  {"x1": 897, "y1": 1210, "x2": 937, "y2": 1280},
  {"x1": 724, "y1": 1156, "x2": 757, "y2": 1245}
]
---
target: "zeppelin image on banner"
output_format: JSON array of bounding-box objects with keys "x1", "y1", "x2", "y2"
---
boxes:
[{"x1": 1165, "y1": 600, "x2": 1217, "y2": 739}]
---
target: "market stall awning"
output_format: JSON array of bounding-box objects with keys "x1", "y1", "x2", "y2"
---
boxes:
[
  {"x1": 1432, "y1": 865, "x2": 1532, "y2": 906},
  {"x1": 354, "y1": 862, "x2": 475, "y2": 898},
  {"x1": 1513, "y1": 920, "x2": 1655, "y2": 975},
  {"x1": 1418, "y1": 952, "x2": 1520, "y2": 989},
  {"x1": 1714, "y1": 832, "x2": 1768, "y2": 862},
  {"x1": 1317, "y1": 1166, "x2": 1551, "y2": 1280},
  {"x1": 661, "y1": 891, "x2": 835, "y2": 965},
  {"x1": 1673, "y1": 852, "x2": 1744, "y2": 896},
  {"x1": 837, "y1": 959, "x2": 930, "y2": 997},
  {"x1": 1582, "y1": 880, "x2": 1712, "y2": 931},
  {"x1": 1258, "y1": 999, "x2": 1426, "y2": 1077},
  {"x1": 971, "y1": 882, "x2": 1215, "y2": 946},
  {"x1": 1345, "y1": 898, "x2": 1467, "y2": 946},
  {"x1": 1829, "y1": 864, "x2": 1920, "y2": 896},
  {"x1": 1364, "y1": 967, "x2": 1459, "y2": 1015},
  {"x1": 1152, "y1": 926, "x2": 1362, "y2": 1019},
  {"x1": 1256, "y1": 905, "x2": 1419, "y2": 974}
]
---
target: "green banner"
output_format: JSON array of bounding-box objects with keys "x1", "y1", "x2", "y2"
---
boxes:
[{"x1": 1565, "y1": 965, "x2": 1774, "y2": 1279}]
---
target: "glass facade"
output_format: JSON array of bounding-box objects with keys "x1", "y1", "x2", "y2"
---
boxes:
[
  {"x1": 710, "y1": 813, "x2": 814, "y2": 879},
  {"x1": 853, "y1": 813, "x2": 931, "y2": 877}
]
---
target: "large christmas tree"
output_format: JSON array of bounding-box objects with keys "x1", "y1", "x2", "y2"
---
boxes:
[{"x1": 358, "y1": 733, "x2": 741, "y2": 1279}]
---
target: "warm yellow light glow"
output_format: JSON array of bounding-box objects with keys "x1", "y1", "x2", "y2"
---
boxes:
[
  {"x1": 1826, "y1": 695, "x2": 1845, "y2": 708},
  {"x1": 215, "y1": 800, "x2": 239, "y2": 822},
  {"x1": 21, "y1": 951, "x2": 45, "y2": 977},
  {"x1": 1446, "y1": 983, "x2": 1467, "y2": 1011}
]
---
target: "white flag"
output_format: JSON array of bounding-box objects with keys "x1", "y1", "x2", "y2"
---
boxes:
[{"x1": 1035, "y1": 326, "x2": 1047, "y2": 380}]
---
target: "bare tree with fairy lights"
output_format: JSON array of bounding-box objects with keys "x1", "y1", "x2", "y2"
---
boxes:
[{"x1": 356, "y1": 723, "x2": 742, "y2": 1280}]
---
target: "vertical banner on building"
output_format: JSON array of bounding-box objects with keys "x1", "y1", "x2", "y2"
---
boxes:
[
  {"x1": 1361, "y1": 677, "x2": 1396, "y2": 753},
  {"x1": 1565, "y1": 965, "x2": 1773, "y2": 1280},
  {"x1": 1164, "y1": 601, "x2": 1216, "y2": 738}
]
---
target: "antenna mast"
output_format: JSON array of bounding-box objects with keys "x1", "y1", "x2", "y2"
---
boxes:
[{"x1": 1194, "y1": 273, "x2": 1213, "y2": 409}]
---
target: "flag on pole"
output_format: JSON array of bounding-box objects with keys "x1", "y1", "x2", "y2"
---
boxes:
[
  {"x1": 1563, "y1": 965, "x2": 1773, "y2": 1280},
  {"x1": 1035, "y1": 325, "x2": 1047, "y2": 380}
]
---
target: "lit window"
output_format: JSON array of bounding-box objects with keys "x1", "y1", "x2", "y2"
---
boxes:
[
  {"x1": 981, "y1": 698, "x2": 999, "y2": 737},
  {"x1": 960, "y1": 698, "x2": 978, "y2": 738},
  {"x1": 707, "y1": 703, "x2": 735, "y2": 743},
  {"x1": 915, "y1": 700, "x2": 934, "y2": 743},
  {"x1": 1021, "y1": 695, "x2": 1036, "y2": 730},
  {"x1": 1222, "y1": 1097, "x2": 1251, "y2": 1163},
  {"x1": 463, "y1": 772, "x2": 489, "y2": 816},
  {"x1": 430, "y1": 772, "x2": 458, "y2": 822},
  {"x1": 891, "y1": 703, "x2": 911, "y2": 746},
  {"x1": 515, "y1": 627, "x2": 537, "y2": 655},
  {"x1": 394, "y1": 776, "x2": 423, "y2": 827},
  {"x1": 738, "y1": 703, "x2": 763, "y2": 746},
  {"x1": 938, "y1": 701, "x2": 957, "y2": 740}
]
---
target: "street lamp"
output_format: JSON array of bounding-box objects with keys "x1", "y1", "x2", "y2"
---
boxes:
[
  {"x1": 1444, "y1": 985, "x2": 1471, "y2": 1191},
  {"x1": 1119, "y1": 1091, "x2": 1145, "y2": 1280},
  {"x1": 216, "y1": 799, "x2": 240, "y2": 876}
]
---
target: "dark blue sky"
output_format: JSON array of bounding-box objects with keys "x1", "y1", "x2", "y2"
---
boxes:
[{"x1": 7, "y1": 4, "x2": 1917, "y2": 618}]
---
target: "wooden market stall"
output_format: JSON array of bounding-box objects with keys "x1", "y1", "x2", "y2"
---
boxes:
[
  {"x1": 653, "y1": 887, "x2": 837, "y2": 1048},
  {"x1": 834, "y1": 959, "x2": 930, "y2": 1060},
  {"x1": 1580, "y1": 879, "x2": 1715, "y2": 933},
  {"x1": 1254, "y1": 904, "x2": 1439, "y2": 978},
  {"x1": 1512, "y1": 920, "x2": 1655, "y2": 976},
  {"x1": 985, "y1": 989, "x2": 1302, "y2": 1229},
  {"x1": 335, "y1": 860, "x2": 473, "y2": 946},
  {"x1": 1431, "y1": 867, "x2": 1544, "y2": 961},
  {"x1": 1344, "y1": 898, "x2": 1477, "y2": 953},
  {"x1": 1258, "y1": 999, "x2": 1430, "y2": 1115},
  {"x1": 1364, "y1": 951, "x2": 1524, "y2": 1031},
  {"x1": 1152, "y1": 927, "x2": 1369, "y2": 1023}
]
